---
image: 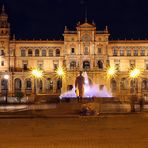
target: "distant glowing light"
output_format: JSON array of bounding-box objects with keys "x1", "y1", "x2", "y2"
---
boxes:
[
  {"x1": 107, "y1": 66, "x2": 117, "y2": 79},
  {"x1": 4, "y1": 74, "x2": 9, "y2": 80},
  {"x1": 129, "y1": 68, "x2": 141, "y2": 79},
  {"x1": 56, "y1": 66, "x2": 65, "y2": 78},
  {"x1": 31, "y1": 68, "x2": 43, "y2": 78}
]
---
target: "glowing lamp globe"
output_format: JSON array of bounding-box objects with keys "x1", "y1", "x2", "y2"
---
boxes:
[{"x1": 129, "y1": 68, "x2": 141, "y2": 79}]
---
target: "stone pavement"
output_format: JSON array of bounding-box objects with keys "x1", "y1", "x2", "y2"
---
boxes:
[{"x1": 0, "y1": 114, "x2": 148, "y2": 148}]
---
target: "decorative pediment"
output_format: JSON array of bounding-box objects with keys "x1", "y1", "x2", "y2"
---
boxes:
[{"x1": 78, "y1": 22, "x2": 95, "y2": 28}]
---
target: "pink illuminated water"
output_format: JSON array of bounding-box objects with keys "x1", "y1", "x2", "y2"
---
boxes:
[{"x1": 60, "y1": 72, "x2": 112, "y2": 99}]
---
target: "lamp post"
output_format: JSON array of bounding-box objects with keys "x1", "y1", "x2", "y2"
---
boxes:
[
  {"x1": 107, "y1": 66, "x2": 117, "y2": 93},
  {"x1": 129, "y1": 68, "x2": 141, "y2": 112},
  {"x1": 31, "y1": 68, "x2": 43, "y2": 96},
  {"x1": 56, "y1": 66, "x2": 65, "y2": 94},
  {"x1": 4, "y1": 74, "x2": 9, "y2": 103}
]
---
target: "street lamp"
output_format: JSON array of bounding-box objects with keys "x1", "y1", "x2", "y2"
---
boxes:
[
  {"x1": 55, "y1": 66, "x2": 65, "y2": 94},
  {"x1": 107, "y1": 66, "x2": 117, "y2": 79},
  {"x1": 4, "y1": 74, "x2": 9, "y2": 103},
  {"x1": 31, "y1": 68, "x2": 43, "y2": 95},
  {"x1": 129, "y1": 68, "x2": 141, "y2": 112},
  {"x1": 129, "y1": 68, "x2": 141, "y2": 94}
]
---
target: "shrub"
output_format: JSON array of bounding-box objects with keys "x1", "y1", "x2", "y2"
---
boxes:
[{"x1": 15, "y1": 92, "x2": 24, "y2": 103}]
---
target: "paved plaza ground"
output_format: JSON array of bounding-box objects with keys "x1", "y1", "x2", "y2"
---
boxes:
[{"x1": 0, "y1": 114, "x2": 148, "y2": 148}]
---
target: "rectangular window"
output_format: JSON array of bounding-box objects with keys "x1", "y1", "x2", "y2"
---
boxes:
[
  {"x1": 0, "y1": 50, "x2": 4, "y2": 56},
  {"x1": 22, "y1": 60, "x2": 28, "y2": 71},
  {"x1": 113, "y1": 49, "x2": 117, "y2": 56},
  {"x1": 1, "y1": 61, "x2": 4, "y2": 66},
  {"x1": 141, "y1": 49, "x2": 145, "y2": 56},
  {"x1": 127, "y1": 49, "x2": 131, "y2": 56},
  {"x1": 115, "y1": 64, "x2": 120, "y2": 71},
  {"x1": 120, "y1": 49, "x2": 124, "y2": 56},
  {"x1": 49, "y1": 50, "x2": 53, "y2": 57},
  {"x1": 84, "y1": 47, "x2": 89, "y2": 55},
  {"x1": 134, "y1": 50, "x2": 138, "y2": 56},
  {"x1": 98, "y1": 48, "x2": 102, "y2": 54},
  {"x1": 130, "y1": 60, "x2": 135, "y2": 69},
  {"x1": 23, "y1": 64, "x2": 28, "y2": 71},
  {"x1": 146, "y1": 64, "x2": 148, "y2": 70},
  {"x1": 21, "y1": 50, "x2": 26, "y2": 57},
  {"x1": 71, "y1": 48, "x2": 75, "y2": 54},
  {"x1": 42, "y1": 50, "x2": 46, "y2": 56},
  {"x1": 54, "y1": 64, "x2": 58, "y2": 70},
  {"x1": 37, "y1": 61, "x2": 43, "y2": 70}
]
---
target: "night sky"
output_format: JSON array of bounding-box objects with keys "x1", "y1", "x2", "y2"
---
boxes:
[{"x1": 1, "y1": 0, "x2": 148, "y2": 40}]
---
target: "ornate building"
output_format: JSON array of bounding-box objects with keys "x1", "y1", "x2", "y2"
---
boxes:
[{"x1": 0, "y1": 6, "x2": 148, "y2": 99}]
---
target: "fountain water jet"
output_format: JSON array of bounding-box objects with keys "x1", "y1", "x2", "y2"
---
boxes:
[{"x1": 60, "y1": 72, "x2": 112, "y2": 99}]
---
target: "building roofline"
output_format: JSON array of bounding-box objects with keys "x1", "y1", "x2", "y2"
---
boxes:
[
  {"x1": 10, "y1": 40, "x2": 64, "y2": 44},
  {"x1": 109, "y1": 40, "x2": 148, "y2": 44}
]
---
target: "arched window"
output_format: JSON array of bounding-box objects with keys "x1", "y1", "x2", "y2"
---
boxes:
[
  {"x1": 97, "y1": 60, "x2": 103, "y2": 69},
  {"x1": 35, "y1": 49, "x2": 39, "y2": 56},
  {"x1": 83, "y1": 61, "x2": 90, "y2": 70},
  {"x1": 120, "y1": 78, "x2": 128, "y2": 90},
  {"x1": 70, "y1": 61, "x2": 76, "y2": 69},
  {"x1": 46, "y1": 78, "x2": 53, "y2": 91},
  {"x1": 26, "y1": 79, "x2": 32, "y2": 90},
  {"x1": 28, "y1": 49, "x2": 32, "y2": 57},
  {"x1": 142, "y1": 79, "x2": 148, "y2": 90},
  {"x1": 38, "y1": 80, "x2": 43, "y2": 93},
  {"x1": 49, "y1": 49, "x2": 53, "y2": 57},
  {"x1": 130, "y1": 80, "x2": 138, "y2": 93},
  {"x1": 56, "y1": 49, "x2": 60, "y2": 57},
  {"x1": 14, "y1": 78, "x2": 22, "y2": 91},
  {"x1": 111, "y1": 79, "x2": 117, "y2": 92},
  {"x1": 1, "y1": 79, "x2": 8, "y2": 95},
  {"x1": 57, "y1": 79, "x2": 62, "y2": 90}
]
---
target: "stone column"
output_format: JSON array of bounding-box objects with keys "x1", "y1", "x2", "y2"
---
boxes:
[
  {"x1": 138, "y1": 78, "x2": 142, "y2": 97},
  {"x1": 22, "y1": 78, "x2": 25, "y2": 94}
]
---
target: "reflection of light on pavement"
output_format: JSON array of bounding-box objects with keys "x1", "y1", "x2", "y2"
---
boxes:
[{"x1": 0, "y1": 104, "x2": 56, "y2": 112}]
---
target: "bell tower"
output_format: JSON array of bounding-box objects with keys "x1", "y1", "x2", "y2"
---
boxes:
[
  {"x1": 0, "y1": 5, "x2": 10, "y2": 37},
  {"x1": 0, "y1": 5, "x2": 10, "y2": 72}
]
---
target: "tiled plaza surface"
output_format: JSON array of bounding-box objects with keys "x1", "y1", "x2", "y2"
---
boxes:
[{"x1": 0, "y1": 114, "x2": 148, "y2": 148}]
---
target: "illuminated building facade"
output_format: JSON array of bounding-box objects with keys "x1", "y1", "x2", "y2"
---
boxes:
[{"x1": 0, "y1": 6, "x2": 148, "y2": 98}]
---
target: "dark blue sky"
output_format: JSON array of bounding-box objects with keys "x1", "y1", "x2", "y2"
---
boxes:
[{"x1": 1, "y1": 0, "x2": 148, "y2": 40}]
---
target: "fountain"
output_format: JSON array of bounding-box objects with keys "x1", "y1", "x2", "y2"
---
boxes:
[{"x1": 60, "y1": 72, "x2": 112, "y2": 99}]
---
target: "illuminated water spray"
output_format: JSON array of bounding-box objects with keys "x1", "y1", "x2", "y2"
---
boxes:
[{"x1": 60, "y1": 72, "x2": 111, "y2": 99}]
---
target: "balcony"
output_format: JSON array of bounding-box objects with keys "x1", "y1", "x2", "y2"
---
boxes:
[{"x1": 10, "y1": 67, "x2": 30, "y2": 72}]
